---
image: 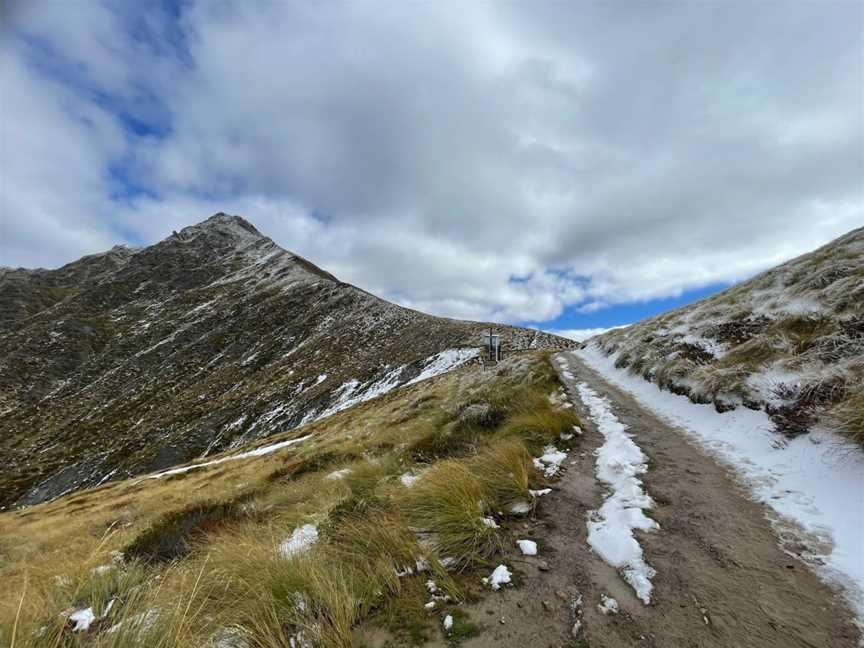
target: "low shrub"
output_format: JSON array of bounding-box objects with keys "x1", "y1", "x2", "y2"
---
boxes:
[{"x1": 124, "y1": 499, "x2": 251, "y2": 564}]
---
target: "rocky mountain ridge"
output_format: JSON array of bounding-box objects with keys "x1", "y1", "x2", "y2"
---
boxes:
[{"x1": 0, "y1": 213, "x2": 571, "y2": 508}]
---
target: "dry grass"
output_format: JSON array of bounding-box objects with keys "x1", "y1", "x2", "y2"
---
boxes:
[
  {"x1": 400, "y1": 460, "x2": 501, "y2": 571},
  {"x1": 828, "y1": 391, "x2": 864, "y2": 446},
  {"x1": 0, "y1": 352, "x2": 576, "y2": 647},
  {"x1": 468, "y1": 439, "x2": 535, "y2": 510}
]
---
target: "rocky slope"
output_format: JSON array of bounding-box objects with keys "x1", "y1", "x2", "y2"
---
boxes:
[
  {"x1": 0, "y1": 214, "x2": 570, "y2": 508},
  {"x1": 590, "y1": 226, "x2": 864, "y2": 441}
]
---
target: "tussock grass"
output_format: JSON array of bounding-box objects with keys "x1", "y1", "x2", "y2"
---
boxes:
[
  {"x1": 499, "y1": 394, "x2": 580, "y2": 449},
  {"x1": 1, "y1": 351, "x2": 576, "y2": 647},
  {"x1": 5, "y1": 555, "x2": 216, "y2": 648},
  {"x1": 468, "y1": 439, "x2": 535, "y2": 510},
  {"x1": 828, "y1": 391, "x2": 864, "y2": 446},
  {"x1": 401, "y1": 461, "x2": 500, "y2": 570}
]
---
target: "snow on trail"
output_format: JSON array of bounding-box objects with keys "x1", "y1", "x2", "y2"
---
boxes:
[
  {"x1": 577, "y1": 345, "x2": 864, "y2": 626},
  {"x1": 575, "y1": 380, "x2": 658, "y2": 604}
]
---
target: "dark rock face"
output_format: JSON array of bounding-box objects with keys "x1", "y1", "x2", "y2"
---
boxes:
[{"x1": 0, "y1": 213, "x2": 571, "y2": 508}]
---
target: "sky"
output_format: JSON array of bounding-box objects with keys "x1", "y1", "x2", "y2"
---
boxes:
[{"x1": 1, "y1": 1, "x2": 862, "y2": 337}]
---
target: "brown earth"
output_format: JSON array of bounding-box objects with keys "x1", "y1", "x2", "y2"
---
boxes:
[{"x1": 359, "y1": 351, "x2": 860, "y2": 647}]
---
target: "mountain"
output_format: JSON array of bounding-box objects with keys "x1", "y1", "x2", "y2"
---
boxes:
[
  {"x1": 0, "y1": 213, "x2": 570, "y2": 509},
  {"x1": 589, "y1": 226, "x2": 864, "y2": 442}
]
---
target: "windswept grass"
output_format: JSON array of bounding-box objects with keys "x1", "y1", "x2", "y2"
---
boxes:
[
  {"x1": 401, "y1": 461, "x2": 501, "y2": 571},
  {"x1": 1, "y1": 352, "x2": 577, "y2": 648},
  {"x1": 828, "y1": 391, "x2": 864, "y2": 446},
  {"x1": 468, "y1": 439, "x2": 535, "y2": 510}
]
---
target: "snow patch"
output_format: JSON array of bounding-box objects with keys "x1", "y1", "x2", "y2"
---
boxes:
[
  {"x1": 533, "y1": 446, "x2": 567, "y2": 477},
  {"x1": 517, "y1": 539, "x2": 538, "y2": 555},
  {"x1": 576, "y1": 379, "x2": 658, "y2": 604},
  {"x1": 326, "y1": 468, "x2": 352, "y2": 481},
  {"x1": 146, "y1": 434, "x2": 311, "y2": 480},
  {"x1": 482, "y1": 564, "x2": 512, "y2": 590},
  {"x1": 598, "y1": 594, "x2": 619, "y2": 615},
  {"x1": 400, "y1": 472, "x2": 419, "y2": 487},
  {"x1": 577, "y1": 345, "x2": 864, "y2": 627},
  {"x1": 69, "y1": 608, "x2": 96, "y2": 632},
  {"x1": 406, "y1": 348, "x2": 480, "y2": 386},
  {"x1": 278, "y1": 524, "x2": 319, "y2": 558}
]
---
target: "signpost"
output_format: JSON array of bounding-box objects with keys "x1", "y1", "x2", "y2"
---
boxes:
[{"x1": 485, "y1": 328, "x2": 501, "y2": 363}]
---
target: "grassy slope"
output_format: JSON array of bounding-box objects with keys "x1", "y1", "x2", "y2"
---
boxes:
[
  {"x1": 0, "y1": 352, "x2": 580, "y2": 647},
  {"x1": 592, "y1": 227, "x2": 864, "y2": 444}
]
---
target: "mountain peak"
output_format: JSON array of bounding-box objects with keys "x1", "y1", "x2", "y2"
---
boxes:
[{"x1": 175, "y1": 213, "x2": 264, "y2": 243}]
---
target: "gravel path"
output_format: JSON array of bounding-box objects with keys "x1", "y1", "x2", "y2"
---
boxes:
[{"x1": 360, "y1": 352, "x2": 859, "y2": 647}]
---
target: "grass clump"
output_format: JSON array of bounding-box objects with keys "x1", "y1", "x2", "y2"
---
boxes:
[
  {"x1": 828, "y1": 391, "x2": 864, "y2": 446},
  {"x1": 400, "y1": 461, "x2": 501, "y2": 571},
  {"x1": 468, "y1": 438, "x2": 535, "y2": 511},
  {"x1": 6, "y1": 558, "x2": 215, "y2": 648},
  {"x1": 499, "y1": 391, "x2": 580, "y2": 449}
]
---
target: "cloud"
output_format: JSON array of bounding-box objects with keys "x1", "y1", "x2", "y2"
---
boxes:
[
  {"x1": 546, "y1": 327, "x2": 628, "y2": 343},
  {"x1": 0, "y1": 35, "x2": 124, "y2": 267},
  {"x1": 1, "y1": 1, "x2": 862, "y2": 322}
]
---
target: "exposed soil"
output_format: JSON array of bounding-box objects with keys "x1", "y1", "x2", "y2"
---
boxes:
[{"x1": 359, "y1": 352, "x2": 860, "y2": 647}]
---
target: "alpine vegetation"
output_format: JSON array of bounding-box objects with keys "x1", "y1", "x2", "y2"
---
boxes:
[
  {"x1": 0, "y1": 214, "x2": 570, "y2": 509},
  {"x1": 588, "y1": 227, "x2": 864, "y2": 445},
  {"x1": 0, "y1": 352, "x2": 582, "y2": 647}
]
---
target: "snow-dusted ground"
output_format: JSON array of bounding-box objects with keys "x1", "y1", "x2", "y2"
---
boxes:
[
  {"x1": 576, "y1": 345, "x2": 864, "y2": 625},
  {"x1": 145, "y1": 433, "x2": 312, "y2": 480},
  {"x1": 313, "y1": 347, "x2": 481, "y2": 423},
  {"x1": 575, "y1": 380, "x2": 658, "y2": 604},
  {"x1": 405, "y1": 348, "x2": 480, "y2": 386}
]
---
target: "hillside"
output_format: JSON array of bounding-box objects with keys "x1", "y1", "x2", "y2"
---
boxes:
[
  {"x1": 589, "y1": 227, "x2": 864, "y2": 443},
  {"x1": 0, "y1": 352, "x2": 586, "y2": 647},
  {"x1": 2, "y1": 227, "x2": 862, "y2": 647},
  {"x1": 0, "y1": 214, "x2": 570, "y2": 509}
]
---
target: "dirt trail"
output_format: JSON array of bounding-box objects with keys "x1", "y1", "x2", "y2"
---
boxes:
[{"x1": 411, "y1": 352, "x2": 860, "y2": 648}]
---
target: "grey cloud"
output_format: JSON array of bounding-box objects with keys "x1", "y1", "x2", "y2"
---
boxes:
[{"x1": 1, "y1": 1, "x2": 861, "y2": 322}]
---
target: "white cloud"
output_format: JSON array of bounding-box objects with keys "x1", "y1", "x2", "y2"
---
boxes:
[
  {"x1": 1, "y1": 2, "x2": 862, "y2": 322},
  {"x1": 0, "y1": 41, "x2": 124, "y2": 268},
  {"x1": 546, "y1": 327, "x2": 628, "y2": 343}
]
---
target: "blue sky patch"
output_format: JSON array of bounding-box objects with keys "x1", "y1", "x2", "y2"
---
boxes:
[{"x1": 524, "y1": 282, "x2": 730, "y2": 330}]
